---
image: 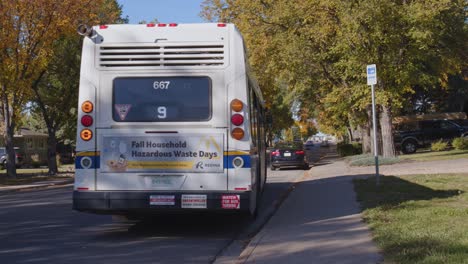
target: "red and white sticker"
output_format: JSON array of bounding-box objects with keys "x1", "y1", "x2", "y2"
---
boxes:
[
  {"x1": 221, "y1": 195, "x2": 240, "y2": 209},
  {"x1": 114, "y1": 104, "x2": 132, "y2": 120},
  {"x1": 181, "y1": 194, "x2": 207, "y2": 209},
  {"x1": 149, "y1": 195, "x2": 175, "y2": 206}
]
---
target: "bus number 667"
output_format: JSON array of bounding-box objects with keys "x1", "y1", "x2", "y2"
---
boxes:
[{"x1": 153, "y1": 81, "x2": 170, "y2": 89}]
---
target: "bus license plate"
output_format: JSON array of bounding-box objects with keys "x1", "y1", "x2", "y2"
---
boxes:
[{"x1": 144, "y1": 175, "x2": 186, "y2": 189}]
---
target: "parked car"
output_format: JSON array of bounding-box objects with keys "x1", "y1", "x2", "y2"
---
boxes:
[
  {"x1": 394, "y1": 119, "x2": 468, "y2": 154},
  {"x1": 320, "y1": 139, "x2": 329, "y2": 147},
  {"x1": 0, "y1": 147, "x2": 23, "y2": 169},
  {"x1": 304, "y1": 140, "x2": 314, "y2": 150},
  {"x1": 270, "y1": 142, "x2": 309, "y2": 170}
]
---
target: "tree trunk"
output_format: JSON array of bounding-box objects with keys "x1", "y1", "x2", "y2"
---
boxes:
[
  {"x1": 30, "y1": 71, "x2": 59, "y2": 175},
  {"x1": 47, "y1": 127, "x2": 58, "y2": 175},
  {"x1": 1, "y1": 87, "x2": 17, "y2": 179},
  {"x1": 380, "y1": 104, "x2": 396, "y2": 157},
  {"x1": 366, "y1": 105, "x2": 380, "y2": 156},
  {"x1": 5, "y1": 124, "x2": 17, "y2": 179},
  {"x1": 359, "y1": 122, "x2": 371, "y2": 154},
  {"x1": 346, "y1": 126, "x2": 353, "y2": 142}
]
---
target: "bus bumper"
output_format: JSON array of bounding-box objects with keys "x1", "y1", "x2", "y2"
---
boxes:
[{"x1": 73, "y1": 191, "x2": 251, "y2": 214}]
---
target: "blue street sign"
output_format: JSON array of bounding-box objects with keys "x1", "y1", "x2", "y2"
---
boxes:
[{"x1": 367, "y1": 64, "x2": 377, "y2": 85}]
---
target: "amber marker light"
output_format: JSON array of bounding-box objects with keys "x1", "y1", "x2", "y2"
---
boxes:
[
  {"x1": 230, "y1": 99, "x2": 243, "y2": 112},
  {"x1": 231, "y1": 128, "x2": 245, "y2": 140},
  {"x1": 81, "y1": 101, "x2": 94, "y2": 113},
  {"x1": 80, "y1": 129, "x2": 93, "y2": 141}
]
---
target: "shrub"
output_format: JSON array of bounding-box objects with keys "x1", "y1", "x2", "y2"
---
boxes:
[
  {"x1": 337, "y1": 142, "x2": 363, "y2": 157},
  {"x1": 31, "y1": 161, "x2": 41, "y2": 168},
  {"x1": 452, "y1": 137, "x2": 468, "y2": 150},
  {"x1": 431, "y1": 140, "x2": 448, "y2": 152}
]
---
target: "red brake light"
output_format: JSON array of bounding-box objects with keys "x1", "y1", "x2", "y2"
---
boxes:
[
  {"x1": 217, "y1": 23, "x2": 227, "y2": 27},
  {"x1": 271, "y1": 151, "x2": 280, "y2": 156},
  {"x1": 231, "y1": 114, "x2": 244, "y2": 126},
  {"x1": 158, "y1": 23, "x2": 167, "y2": 27},
  {"x1": 295, "y1": 150, "x2": 305, "y2": 155},
  {"x1": 147, "y1": 23, "x2": 156, "y2": 27},
  {"x1": 81, "y1": 115, "x2": 93, "y2": 127},
  {"x1": 99, "y1": 25, "x2": 108, "y2": 29},
  {"x1": 169, "y1": 23, "x2": 178, "y2": 27}
]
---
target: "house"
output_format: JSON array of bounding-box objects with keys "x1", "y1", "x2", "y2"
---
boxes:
[{"x1": 0, "y1": 128, "x2": 48, "y2": 166}]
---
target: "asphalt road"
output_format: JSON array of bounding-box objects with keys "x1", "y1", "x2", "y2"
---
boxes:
[{"x1": 0, "y1": 144, "x2": 325, "y2": 264}]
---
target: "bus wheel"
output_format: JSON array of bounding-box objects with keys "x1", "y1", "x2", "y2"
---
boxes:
[{"x1": 248, "y1": 174, "x2": 261, "y2": 218}]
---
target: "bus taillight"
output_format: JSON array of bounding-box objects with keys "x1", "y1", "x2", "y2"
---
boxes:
[
  {"x1": 230, "y1": 99, "x2": 245, "y2": 140},
  {"x1": 81, "y1": 101, "x2": 93, "y2": 113},
  {"x1": 80, "y1": 129, "x2": 93, "y2": 141},
  {"x1": 81, "y1": 115, "x2": 93, "y2": 127},
  {"x1": 231, "y1": 114, "x2": 244, "y2": 126},
  {"x1": 230, "y1": 99, "x2": 243, "y2": 112},
  {"x1": 80, "y1": 101, "x2": 94, "y2": 141},
  {"x1": 231, "y1": 128, "x2": 244, "y2": 140}
]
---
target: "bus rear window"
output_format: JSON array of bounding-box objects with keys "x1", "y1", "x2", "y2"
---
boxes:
[{"x1": 113, "y1": 77, "x2": 211, "y2": 122}]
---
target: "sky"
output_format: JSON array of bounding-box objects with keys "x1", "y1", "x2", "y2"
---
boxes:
[{"x1": 117, "y1": 0, "x2": 206, "y2": 24}]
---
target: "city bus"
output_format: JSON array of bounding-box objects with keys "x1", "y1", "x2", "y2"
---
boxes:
[{"x1": 73, "y1": 23, "x2": 267, "y2": 217}]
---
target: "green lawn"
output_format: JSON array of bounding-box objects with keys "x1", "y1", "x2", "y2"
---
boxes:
[
  {"x1": 346, "y1": 149, "x2": 468, "y2": 166},
  {"x1": 354, "y1": 174, "x2": 468, "y2": 264},
  {"x1": 0, "y1": 164, "x2": 74, "y2": 186},
  {"x1": 346, "y1": 154, "x2": 401, "y2": 166},
  {"x1": 400, "y1": 149, "x2": 468, "y2": 162}
]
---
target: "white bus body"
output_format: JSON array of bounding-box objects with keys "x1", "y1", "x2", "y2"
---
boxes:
[{"x1": 73, "y1": 23, "x2": 267, "y2": 216}]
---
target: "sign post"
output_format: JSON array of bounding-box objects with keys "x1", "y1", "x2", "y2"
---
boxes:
[{"x1": 367, "y1": 64, "x2": 380, "y2": 186}]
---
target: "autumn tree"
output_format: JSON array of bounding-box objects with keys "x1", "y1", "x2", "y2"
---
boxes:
[
  {"x1": 0, "y1": 0, "x2": 122, "y2": 178},
  {"x1": 201, "y1": 0, "x2": 467, "y2": 157}
]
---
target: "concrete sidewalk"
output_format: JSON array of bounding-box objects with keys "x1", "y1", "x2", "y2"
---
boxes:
[{"x1": 238, "y1": 151, "x2": 382, "y2": 264}]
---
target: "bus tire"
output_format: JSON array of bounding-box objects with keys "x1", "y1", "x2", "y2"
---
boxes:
[{"x1": 248, "y1": 170, "x2": 261, "y2": 218}]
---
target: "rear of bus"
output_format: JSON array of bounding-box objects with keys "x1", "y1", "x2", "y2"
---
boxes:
[{"x1": 73, "y1": 23, "x2": 260, "y2": 216}]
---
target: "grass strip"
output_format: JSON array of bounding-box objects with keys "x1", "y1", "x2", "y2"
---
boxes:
[
  {"x1": 354, "y1": 174, "x2": 468, "y2": 263},
  {"x1": 346, "y1": 154, "x2": 400, "y2": 166},
  {"x1": 0, "y1": 165, "x2": 74, "y2": 186},
  {"x1": 399, "y1": 149, "x2": 468, "y2": 162}
]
